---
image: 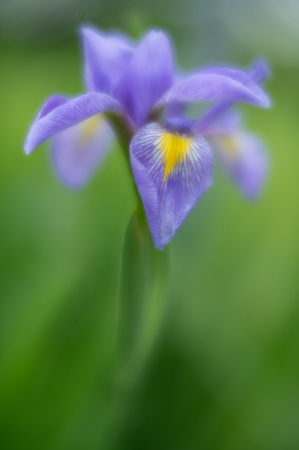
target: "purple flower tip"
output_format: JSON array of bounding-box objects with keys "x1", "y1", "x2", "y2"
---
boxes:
[{"x1": 250, "y1": 59, "x2": 271, "y2": 84}]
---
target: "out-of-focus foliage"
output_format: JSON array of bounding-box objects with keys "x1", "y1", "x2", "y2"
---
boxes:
[
  {"x1": 1, "y1": 1, "x2": 299, "y2": 449},
  {"x1": 0, "y1": 0, "x2": 103, "y2": 41}
]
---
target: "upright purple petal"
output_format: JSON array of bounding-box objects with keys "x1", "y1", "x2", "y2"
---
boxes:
[
  {"x1": 51, "y1": 114, "x2": 113, "y2": 189},
  {"x1": 155, "y1": 70, "x2": 270, "y2": 110},
  {"x1": 36, "y1": 95, "x2": 68, "y2": 119},
  {"x1": 249, "y1": 59, "x2": 270, "y2": 84},
  {"x1": 24, "y1": 92, "x2": 124, "y2": 154},
  {"x1": 118, "y1": 31, "x2": 174, "y2": 128},
  {"x1": 130, "y1": 122, "x2": 213, "y2": 250},
  {"x1": 81, "y1": 26, "x2": 134, "y2": 95},
  {"x1": 212, "y1": 131, "x2": 268, "y2": 199}
]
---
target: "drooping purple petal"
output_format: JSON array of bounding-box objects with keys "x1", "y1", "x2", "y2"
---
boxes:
[
  {"x1": 212, "y1": 131, "x2": 268, "y2": 199},
  {"x1": 81, "y1": 26, "x2": 134, "y2": 95},
  {"x1": 130, "y1": 122, "x2": 213, "y2": 250},
  {"x1": 200, "y1": 110, "x2": 242, "y2": 137},
  {"x1": 155, "y1": 70, "x2": 270, "y2": 110},
  {"x1": 25, "y1": 92, "x2": 124, "y2": 154},
  {"x1": 51, "y1": 114, "x2": 113, "y2": 189},
  {"x1": 117, "y1": 30, "x2": 174, "y2": 128}
]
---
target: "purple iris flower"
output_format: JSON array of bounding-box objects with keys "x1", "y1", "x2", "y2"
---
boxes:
[{"x1": 25, "y1": 26, "x2": 270, "y2": 250}]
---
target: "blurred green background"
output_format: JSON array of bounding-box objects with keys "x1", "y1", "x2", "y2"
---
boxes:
[{"x1": 1, "y1": 0, "x2": 299, "y2": 449}]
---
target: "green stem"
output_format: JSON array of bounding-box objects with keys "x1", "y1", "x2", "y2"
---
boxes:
[
  {"x1": 102, "y1": 117, "x2": 171, "y2": 448},
  {"x1": 106, "y1": 111, "x2": 170, "y2": 388},
  {"x1": 118, "y1": 206, "x2": 170, "y2": 380},
  {"x1": 104, "y1": 206, "x2": 170, "y2": 449}
]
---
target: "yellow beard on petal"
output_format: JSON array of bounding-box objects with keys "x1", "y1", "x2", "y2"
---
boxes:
[
  {"x1": 160, "y1": 132, "x2": 192, "y2": 183},
  {"x1": 80, "y1": 114, "x2": 103, "y2": 144},
  {"x1": 219, "y1": 135, "x2": 239, "y2": 159}
]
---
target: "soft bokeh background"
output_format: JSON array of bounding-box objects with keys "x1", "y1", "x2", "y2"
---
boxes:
[{"x1": 1, "y1": 0, "x2": 299, "y2": 449}]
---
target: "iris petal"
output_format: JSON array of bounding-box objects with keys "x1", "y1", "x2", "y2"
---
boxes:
[
  {"x1": 24, "y1": 92, "x2": 123, "y2": 154},
  {"x1": 81, "y1": 26, "x2": 134, "y2": 95},
  {"x1": 213, "y1": 131, "x2": 268, "y2": 199},
  {"x1": 36, "y1": 95, "x2": 68, "y2": 119},
  {"x1": 155, "y1": 70, "x2": 270, "y2": 110},
  {"x1": 249, "y1": 59, "x2": 270, "y2": 84},
  {"x1": 130, "y1": 122, "x2": 213, "y2": 249},
  {"x1": 192, "y1": 61, "x2": 270, "y2": 134},
  {"x1": 197, "y1": 66, "x2": 270, "y2": 101},
  {"x1": 51, "y1": 114, "x2": 113, "y2": 189},
  {"x1": 118, "y1": 30, "x2": 174, "y2": 128},
  {"x1": 201, "y1": 111, "x2": 242, "y2": 137}
]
